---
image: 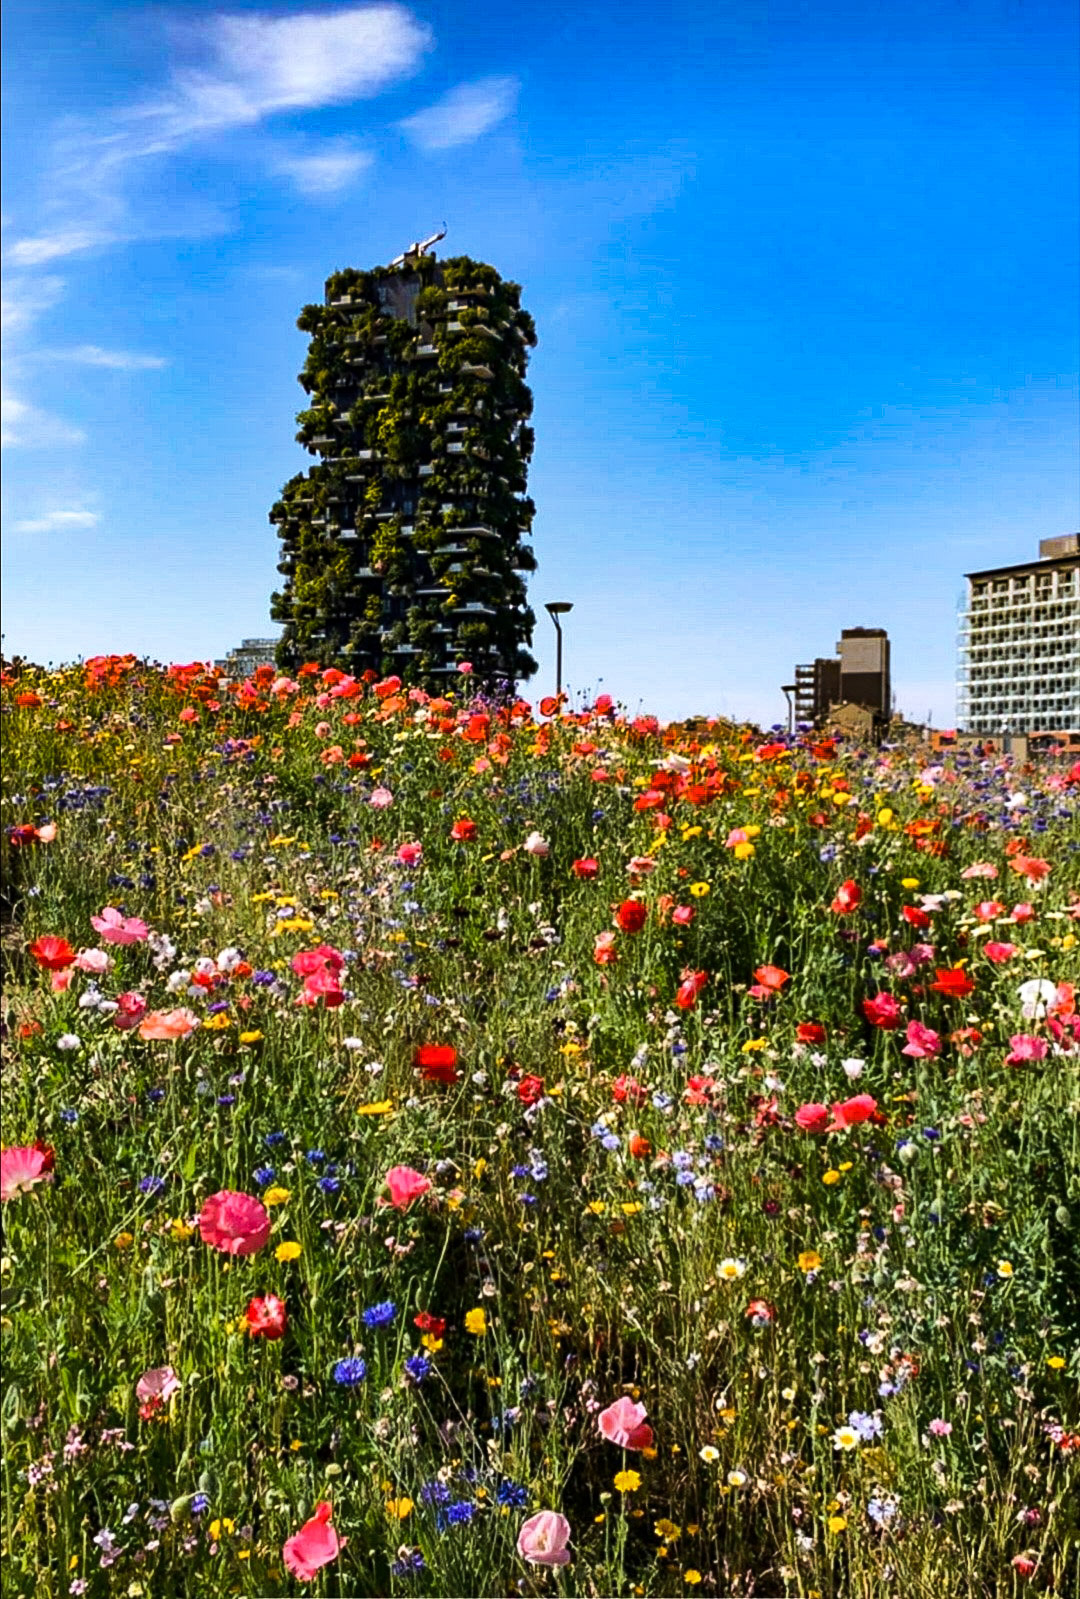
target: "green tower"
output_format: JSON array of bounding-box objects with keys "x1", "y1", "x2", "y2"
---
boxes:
[{"x1": 270, "y1": 239, "x2": 538, "y2": 686}]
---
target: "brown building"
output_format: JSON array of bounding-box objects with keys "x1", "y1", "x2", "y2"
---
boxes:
[{"x1": 791, "y1": 628, "x2": 891, "y2": 729}]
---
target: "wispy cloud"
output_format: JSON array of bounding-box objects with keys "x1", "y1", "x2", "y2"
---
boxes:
[
  {"x1": 43, "y1": 345, "x2": 169, "y2": 371},
  {"x1": 7, "y1": 228, "x2": 113, "y2": 266},
  {"x1": 12, "y1": 509, "x2": 101, "y2": 534},
  {"x1": 274, "y1": 143, "x2": 374, "y2": 196},
  {"x1": 1, "y1": 387, "x2": 85, "y2": 449},
  {"x1": 0, "y1": 275, "x2": 66, "y2": 336},
  {"x1": 399, "y1": 76, "x2": 518, "y2": 151}
]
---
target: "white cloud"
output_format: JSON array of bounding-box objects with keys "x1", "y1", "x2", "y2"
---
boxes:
[
  {"x1": 46, "y1": 345, "x2": 168, "y2": 371},
  {"x1": 0, "y1": 386, "x2": 86, "y2": 449},
  {"x1": 0, "y1": 275, "x2": 66, "y2": 336},
  {"x1": 12, "y1": 509, "x2": 101, "y2": 533},
  {"x1": 7, "y1": 228, "x2": 112, "y2": 266},
  {"x1": 399, "y1": 76, "x2": 518, "y2": 151},
  {"x1": 274, "y1": 143, "x2": 374, "y2": 196}
]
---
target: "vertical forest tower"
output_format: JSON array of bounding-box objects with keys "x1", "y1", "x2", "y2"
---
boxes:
[{"x1": 270, "y1": 242, "x2": 538, "y2": 685}]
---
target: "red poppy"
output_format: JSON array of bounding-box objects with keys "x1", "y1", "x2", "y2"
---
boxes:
[
  {"x1": 794, "y1": 1103, "x2": 829, "y2": 1133},
  {"x1": 462, "y1": 713, "x2": 491, "y2": 743},
  {"x1": 862, "y1": 991, "x2": 902, "y2": 1029},
  {"x1": 28, "y1": 935, "x2": 77, "y2": 971},
  {"x1": 827, "y1": 1093, "x2": 878, "y2": 1130},
  {"x1": 450, "y1": 818, "x2": 477, "y2": 842},
  {"x1": 539, "y1": 695, "x2": 561, "y2": 717},
  {"x1": 612, "y1": 1074, "x2": 648, "y2": 1106},
  {"x1": 15, "y1": 692, "x2": 43, "y2": 708},
  {"x1": 414, "y1": 1044, "x2": 459, "y2": 1084},
  {"x1": 373, "y1": 675, "x2": 402, "y2": 699},
  {"x1": 633, "y1": 790, "x2": 666, "y2": 812},
  {"x1": 684, "y1": 1075, "x2": 715, "y2": 1106},
  {"x1": 614, "y1": 899, "x2": 647, "y2": 934},
  {"x1": 628, "y1": 1133, "x2": 653, "y2": 1159},
  {"x1": 516, "y1": 1074, "x2": 545, "y2": 1106},
  {"x1": 830, "y1": 880, "x2": 862, "y2": 915},
  {"x1": 930, "y1": 967, "x2": 975, "y2": 999},
  {"x1": 753, "y1": 965, "x2": 790, "y2": 992},
  {"x1": 745, "y1": 1299, "x2": 776, "y2": 1325},
  {"x1": 796, "y1": 1022, "x2": 826, "y2": 1044},
  {"x1": 572, "y1": 857, "x2": 599, "y2": 878},
  {"x1": 902, "y1": 905, "x2": 931, "y2": 930},
  {"x1": 245, "y1": 1294, "x2": 287, "y2": 1340},
  {"x1": 414, "y1": 1310, "x2": 447, "y2": 1337},
  {"x1": 675, "y1": 969, "x2": 708, "y2": 1010}
]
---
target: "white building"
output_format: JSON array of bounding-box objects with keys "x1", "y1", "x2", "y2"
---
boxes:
[{"x1": 957, "y1": 535, "x2": 1079, "y2": 733}]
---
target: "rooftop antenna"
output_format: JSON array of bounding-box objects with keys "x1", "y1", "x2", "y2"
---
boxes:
[{"x1": 390, "y1": 224, "x2": 447, "y2": 268}]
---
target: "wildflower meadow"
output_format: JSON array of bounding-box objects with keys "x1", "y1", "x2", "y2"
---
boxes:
[{"x1": 2, "y1": 656, "x2": 1078, "y2": 1599}]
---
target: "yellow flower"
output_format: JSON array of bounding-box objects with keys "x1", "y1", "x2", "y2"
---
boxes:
[
  {"x1": 268, "y1": 837, "x2": 297, "y2": 849},
  {"x1": 238, "y1": 1030, "x2": 263, "y2": 1044},
  {"x1": 357, "y1": 1100, "x2": 394, "y2": 1116},
  {"x1": 270, "y1": 917, "x2": 316, "y2": 936},
  {"x1": 822, "y1": 1169, "x2": 841, "y2": 1186},
  {"x1": 684, "y1": 1571, "x2": 702, "y2": 1586},
  {"x1": 1047, "y1": 1356, "x2": 1065, "y2": 1370},
  {"x1": 473, "y1": 1158, "x2": 488, "y2": 1179},
  {"x1": 275, "y1": 1241, "x2": 302, "y2": 1263},
  {"x1": 587, "y1": 1200, "x2": 607, "y2": 1215},
  {"x1": 827, "y1": 1515, "x2": 847, "y2": 1534},
  {"x1": 798, "y1": 1251, "x2": 822, "y2": 1273},
  {"x1": 180, "y1": 843, "x2": 207, "y2": 863},
  {"x1": 464, "y1": 1307, "x2": 487, "y2": 1336},
  {"x1": 621, "y1": 1202, "x2": 643, "y2": 1216},
  {"x1": 901, "y1": 877, "x2": 921, "y2": 890},
  {"x1": 114, "y1": 1231, "x2": 134, "y2": 1251},
  {"x1": 421, "y1": 1333, "x2": 443, "y2": 1353},
  {"x1": 201, "y1": 1013, "x2": 232, "y2": 1031},
  {"x1": 251, "y1": 892, "x2": 276, "y2": 903},
  {"x1": 689, "y1": 881, "x2": 711, "y2": 897},
  {"x1": 681, "y1": 826, "x2": 703, "y2": 840},
  {"x1": 733, "y1": 841, "x2": 755, "y2": 860},
  {"x1": 209, "y1": 1518, "x2": 235, "y2": 1540},
  {"x1": 167, "y1": 1218, "x2": 194, "y2": 1242},
  {"x1": 385, "y1": 1497, "x2": 414, "y2": 1520},
  {"x1": 997, "y1": 1260, "x2": 1014, "y2": 1278},
  {"x1": 741, "y1": 1037, "x2": 766, "y2": 1053},
  {"x1": 614, "y1": 1470, "x2": 641, "y2": 1493},
  {"x1": 263, "y1": 1187, "x2": 291, "y2": 1206},
  {"x1": 655, "y1": 1519, "x2": 681, "y2": 1540}
]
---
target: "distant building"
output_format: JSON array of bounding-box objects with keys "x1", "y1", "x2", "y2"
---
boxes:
[
  {"x1": 216, "y1": 638, "x2": 280, "y2": 679},
  {"x1": 791, "y1": 628, "x2": 891, "y2": 730},
  {"x1": 957, "y1": 535, "x2": 1079, "y2": 734}
]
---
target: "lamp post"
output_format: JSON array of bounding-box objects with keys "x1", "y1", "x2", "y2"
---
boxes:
[{"x1": 544, "y1": 602, "x2": 573, "y2": 699}]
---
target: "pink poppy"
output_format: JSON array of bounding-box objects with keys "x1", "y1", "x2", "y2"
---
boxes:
[
  {"x1": 113, "y1": 991, "x2": 147, "y2": 1031},
  {"x1": 671, "y1": 904, "x2": 695, "y2": 926},
  {"x1": 983, "y1": 941, "x2": 1018, "y2": 963},
  {"x1": 300, "y1": 969, "x2": 344, "y2": 1007},
  {"x1": 91, "y1": 906, "x2": 150, "y2": 945},
  {"x1": 1005, "y1": 1035, "x2": 1048, "y2": 1066},
  {"x1": 397, "y1": 842, "x2": 423, "y2": 866},
  {"x1": 74, "y1": 947, "x2": 112, "y2": 973},
  {"x1": 517, "y1": 1510, "x2": 572, "y2": 1567},
  {"x1": 1012, "y1": 903, "x2": 1036, "y2": 924},
  {"x1": 283, "y1": 1502, "x2": 346, "y2": 1581},
  {"x1": 138, "y1": 1008, "x2": 199, "y2": 1041},
  {"x1": 136, "y1": 1365, "x2": 181, "y2": 1404},
  {"x1": 369, "y1": 787, "x2": 394, "y2": 809},
  {"x1": 597, "y1": 1396, "x2": 653, "y2": 1450},
  {"x1": 384, "y1": 1166, "x2": 432, "y2": 1210},
  {"x1": 794, "y1": 1103, "x2": 829, "y2": 1134},
  {"x1": 198, "y1": 1190, "x2": 271, "y2": 1255},
  {"x1": 827, "y1": 1094, "x2": 878, "y2": 1131},
  {"x1": 961, "y1": 862, "x2": 998, "y2": 879},
  {"x1": 902, "y1": 1020, "x2": 941, "y2": 1059},
  {"x1": 928, "y1": 1417, "x2": 953, "y2": 1437},
  {"x1": 1, "y1": 1142, "x2": 55, "y2": 1202}
]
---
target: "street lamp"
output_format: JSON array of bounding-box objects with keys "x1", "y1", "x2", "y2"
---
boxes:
[{"x1": 544, "y1": 602, "x2": 573, "y2": 699}]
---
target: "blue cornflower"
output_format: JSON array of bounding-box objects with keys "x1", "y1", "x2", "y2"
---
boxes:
[
  {"x1": 217, "y1": 1094, "x2": 236, "y2": 1107},
  {"x1": 601, "y1": 1133, "x2": 621, "y2": 1152},
  {"x1": 264, "y1": 1131, "x2": 286, "y2": 1146},
  {"x1": 519, "y1": 1193, "x2": 537, "y2": 1206},
  {"x1": 253, "y1": 1166, "x2": 275, "y2": 1187},
  {"x1": 191, "y1": 1493, "x2": 210, "y2": 1517},
  {"x1": 404, "y1": 1353, "x2": 431, "y2": 1385},
  {"x1": 59, "y1": 1108, "x2": 78, "y2": 1124},
  {"x1": 318, "y1": 1177, "x2": 341, "y2": 1195},
  {"x1": 391, "y1": 1551, "x2": 426, "y2": 1577},
  {"x1": 362, "y1": 1301, "x2": 397, "y2": 1329},
  {"x1": 332, "y1": 1357, "x2": 367, "y2": 1387},
  {"x1": 146, "y1": 1088, "x2": 165, "y2": 1103},
  {"x1": 529, "y1": 1160, "x2": 548, "y2": 1181},
  {"x1": 676, "y1": 1170, "x2": 696, "y2": 1186},
  {"x1": 441, "y1": 1501, "x2": 475, "y2": 1528},
  {"x1": 672, "y1": 1151, "x2": 694, "y2": 1170},
  {"x1": 252, "y1": 970, "x2": 277, "y2": 986},
  {"x1": 703, "y1": 1133, "x2": 724, "y2": 1153},
  {"x1": 138, "y1": 1175, "x2": 166, "y2": 1197},
  {"x1": 848, "y1": 1410, "x2": 883, "y2": 1442},
  {"x1": 420, "y1": 1482, "x2": 450, "y2": 1506},
  {"x1": 463, "y1": 1227, "x2": 484, "y2": 1244},
  {"x1": 306, "y1": 1149, "x2": 326, "y2": 1165},
  {"x1": 496, "y1": 1479, "x2": 527, "y2": 1509},
  {"x1": 510, "y1": 1164, "x2": 530, "y2": 1179}
]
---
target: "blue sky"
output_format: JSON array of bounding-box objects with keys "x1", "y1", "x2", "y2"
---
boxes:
[{"x1": 2, "y1": 0, "x2": 1077, "y2": 725}]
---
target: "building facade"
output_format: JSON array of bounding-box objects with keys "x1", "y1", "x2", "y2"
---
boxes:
[
  {"x1": 269, "y1": 244, "x2": 538, "y2": 685},
  {"x1": 792, "y1": 628, "x2": 891, "y2": 728},
  {"x1": 215, "y1": 638, "x2": 280, "y2": 679},
  {"x1": 957, "y1": 536, "x2": 1079, "y2": 734}
]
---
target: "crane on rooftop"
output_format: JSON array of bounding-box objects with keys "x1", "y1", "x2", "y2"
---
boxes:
[{"x1": 390, "y1": 226, "x2": 447, "y2": 268}]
